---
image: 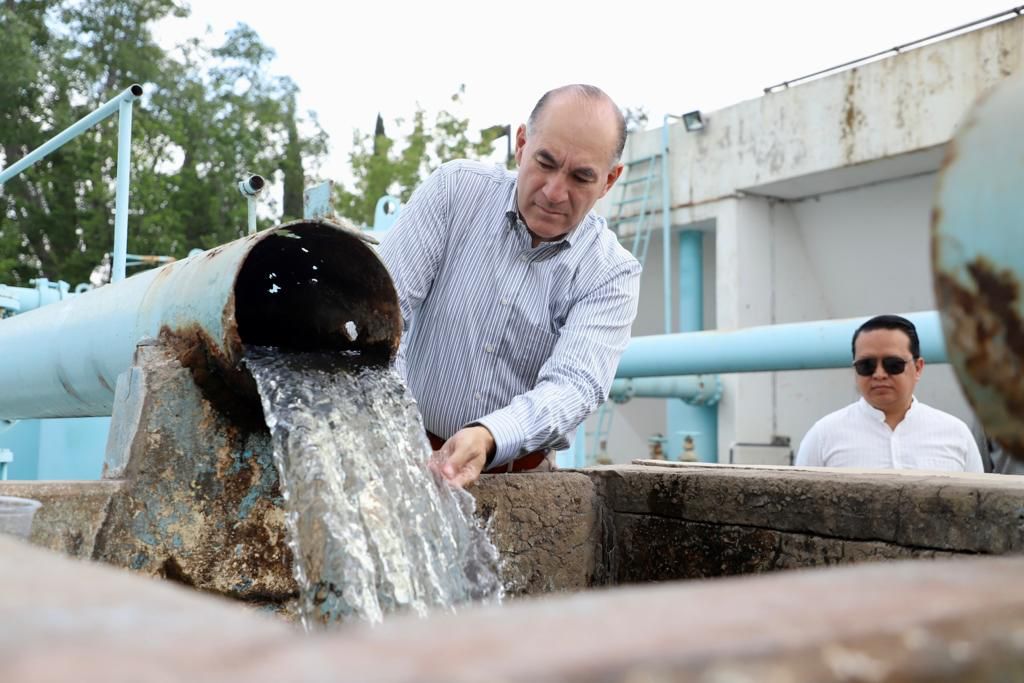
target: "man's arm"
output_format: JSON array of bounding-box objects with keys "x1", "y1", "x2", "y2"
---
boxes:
[{"x1": 472, "y1": 260, "x2": 642, "y2": 468}]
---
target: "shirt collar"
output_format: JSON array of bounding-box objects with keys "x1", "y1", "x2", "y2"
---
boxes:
[{"x1": 858, "y1": 395, "x2": 918, "y2": 422}]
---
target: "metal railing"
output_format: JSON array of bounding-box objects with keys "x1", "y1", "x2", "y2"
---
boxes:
[
  {"x1": 763, "y1": 6, "x2": 1024, "y2": 93},
  {"x1": 0, "y1": 84, "x2": 144, "y2": 283}
]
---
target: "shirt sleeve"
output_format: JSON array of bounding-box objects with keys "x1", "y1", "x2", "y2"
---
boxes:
[
  {"x1": 795, "y1": 421, "x2": 824, "y2": 467},
  {"x1": 961, "y1": 424, "x2": 985, "y2": 473},
  {"x1": 475, "y1": 258, "x2": 642, "y2": 467},
  {"x1": 376, "y1": 166, "x2": 451, "y2": 377}
]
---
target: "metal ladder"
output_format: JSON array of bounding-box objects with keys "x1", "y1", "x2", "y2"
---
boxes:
[
  {"x1": 586, "y1": 152, "x2": 665, "y2": 465},
  {"x1": 608, "y1": 153, "x2": 663, "y2": 268}
]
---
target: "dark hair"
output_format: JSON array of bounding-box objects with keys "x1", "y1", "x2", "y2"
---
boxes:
[
  {"x1": 527, "y1": 84, "x2": 627, "y2": 164},
  {"x1": 851, "y1": 314, "x2": 920, "y2": 359}
]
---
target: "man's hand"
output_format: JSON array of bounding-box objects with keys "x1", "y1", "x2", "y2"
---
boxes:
[{"x1": 434, "y1": 426, "x2": 495, "y2": 488}]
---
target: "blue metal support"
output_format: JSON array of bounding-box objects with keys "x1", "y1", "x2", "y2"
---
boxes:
[
  {"x1": 616, "y1": 310, "x2": 947, "y2": 379},
  {"x1": 660, "y1": 115, "x2": 677, "y2": 335},
  {"x1": 0, "y1": 85, "x2": 142, "y2": 186},
  {"x1": 0, "y1": 83, "x2": 143, "y2": 285},
  {"x1": 667, "y1": 229, "x2": 718, "y2": 462},
  {"x1": 112, "y1": 89, "x2": 141, "y2": 282}
]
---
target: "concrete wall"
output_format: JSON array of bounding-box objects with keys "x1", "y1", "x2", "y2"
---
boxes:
[
  {"x1": 594, "y1": 463, "x2": 1024, "y2": 585},
  {"x1": 594, "y1": 16, "x2": 1024, "y2": 463},
  {"x1": 7, "y1": 464, "x2": 1024, "y2": 600}
]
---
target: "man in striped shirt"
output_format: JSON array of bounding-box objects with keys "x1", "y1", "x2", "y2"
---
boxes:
[
  {"x1": 378, "y1": 84, "x2": 641, "y2": 487},
  {"x1": 796, "y1": 314, "x2": 983, "y2": 472}
]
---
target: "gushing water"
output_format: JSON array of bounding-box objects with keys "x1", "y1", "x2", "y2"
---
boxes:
[{"x1": 245, "y1": 347, "x2": 502, "y2": 629}]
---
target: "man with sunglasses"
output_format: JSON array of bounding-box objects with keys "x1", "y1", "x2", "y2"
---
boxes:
[{"x1": 796, "y1": 314, "x2": 983, "y2": 472}]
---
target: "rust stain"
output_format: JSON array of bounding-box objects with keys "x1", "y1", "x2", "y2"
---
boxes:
[
  {"x1": 840, "y1": 75, "x2": 864, "y2": 164},
  {"x1": 158, "y1": 325, "x2": 265, "y2": 431},
  {"x1": 934, "y1": 255, "x2": 1024, "y2": 458},
  {"x1": 929, "y1": 206, "x2": 943, "y2": 271}
]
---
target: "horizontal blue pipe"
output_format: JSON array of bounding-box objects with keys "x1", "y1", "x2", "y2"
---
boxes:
[
  {"x1": 0, "y1": 85, "x2": 142, "y2": 185},
  {"x1": 0, "y1": 280, "x2": 72, "y2": 314},
  {"x1": 609, "y1": 375, "x2": 721, "y2": 405},
  {"x1": 616, "y1": 311, "x2": 945, "y2": 379}
]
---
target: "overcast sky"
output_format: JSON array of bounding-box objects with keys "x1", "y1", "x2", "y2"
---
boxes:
[{"x1": 154, "y1": 1, "x2": 1018, "y2": 184}]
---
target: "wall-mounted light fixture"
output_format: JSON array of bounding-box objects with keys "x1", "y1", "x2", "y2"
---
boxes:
[{"x1": 682, "y1": 110, "x2": 706, "y2": 133}]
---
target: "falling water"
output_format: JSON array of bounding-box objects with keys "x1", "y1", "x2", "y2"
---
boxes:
[{"x1": 245, "y1": 346, "x2": 502, "y2": 629}]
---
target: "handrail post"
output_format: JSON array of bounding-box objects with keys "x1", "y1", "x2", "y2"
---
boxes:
[{"x1": 111, "y1": 86, "x2": 142, "y2": 283}]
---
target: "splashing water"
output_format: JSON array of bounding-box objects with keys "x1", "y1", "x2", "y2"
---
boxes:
[{"x1": 245, "y1": 347, "x2": 502, "y2": 629}]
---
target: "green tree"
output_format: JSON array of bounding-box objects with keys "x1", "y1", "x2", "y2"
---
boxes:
[
  {"x1": 0, "y1": 1, "x2": 326, "y2": 287},
  {"x1": 335, "y1": 86, "x2": 508, "y2": 227}
]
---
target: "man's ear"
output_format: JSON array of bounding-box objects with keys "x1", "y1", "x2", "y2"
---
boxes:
[
  {"x1": 599, "y1": 162, "x2": 624, "y2": 199},
  {"x1": 514, "y1": 124, "x2": 528, "y2": 166}
]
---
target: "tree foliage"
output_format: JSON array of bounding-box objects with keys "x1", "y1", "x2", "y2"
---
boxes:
[
  {"x1": 335, "y1": 86, "x2": 510, "y2": 227},
  {"x1": 0, "y1": 0, "x2": 326, "y2": 287}
]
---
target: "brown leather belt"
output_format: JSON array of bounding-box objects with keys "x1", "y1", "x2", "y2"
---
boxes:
[{"x1": 426, "y1": 431, "x2": 548, "y2": 473}]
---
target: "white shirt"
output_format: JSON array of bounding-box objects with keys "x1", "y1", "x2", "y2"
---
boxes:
[
  {"x1": 378, "y1": 160, "x2": 641, "y2": 467},
  {"x1": 795, "y1": 397, "x2": 984, "y2": 472}
]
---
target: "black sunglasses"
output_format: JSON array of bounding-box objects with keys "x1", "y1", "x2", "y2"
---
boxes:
[{"x1": 853, "y1": 356, "x2": 911, "y2": 377}]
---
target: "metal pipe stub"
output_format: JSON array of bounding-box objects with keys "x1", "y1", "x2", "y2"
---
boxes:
[{"x1": 0, "y1": 220, "x2": 401, "y2": 421}]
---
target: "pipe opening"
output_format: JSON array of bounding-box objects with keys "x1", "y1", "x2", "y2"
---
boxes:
[{"x1": 234, "y1": 222, "x2": 401, "y2": 365}]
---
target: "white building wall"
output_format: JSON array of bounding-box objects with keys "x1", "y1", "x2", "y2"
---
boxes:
[{"x1": 593, "y1": 16, "x2": 1020, "y2": 464}]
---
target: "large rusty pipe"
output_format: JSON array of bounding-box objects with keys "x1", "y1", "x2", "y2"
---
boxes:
[
  {"x1": 0, "y1": 220, "x2": 401, "y2": 420},
  {"x1": 933, "y1": 72, "x2": 1024, "y2": 457}
]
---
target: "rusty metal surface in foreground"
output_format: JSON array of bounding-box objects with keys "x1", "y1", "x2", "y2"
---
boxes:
[
  {"x1": 933, "y1": 71, "x2": 1024, "y2": 459},
  {"x1": 3, "y1": 534, "x2": 1024, "y2": 682}
]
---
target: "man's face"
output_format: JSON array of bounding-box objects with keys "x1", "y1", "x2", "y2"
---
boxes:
[
  {"x1": 514, "y1": 94, "x2": 623, "y2": 242},
  {"x1": 853, "y1": 328, "x2": 924, "y2": 414}
]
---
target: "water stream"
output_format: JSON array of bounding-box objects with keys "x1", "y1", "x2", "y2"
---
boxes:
[{"x1": 245, "y1": 347, "x2": 502, "y2": 629}]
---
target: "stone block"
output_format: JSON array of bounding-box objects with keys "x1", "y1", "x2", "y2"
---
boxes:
[
  {"x1": 0, "y1": 480, "x2": 121, "y2": 557},
  {"x1": 472, "y1": 472, "x2": 601, "y2": 596}
]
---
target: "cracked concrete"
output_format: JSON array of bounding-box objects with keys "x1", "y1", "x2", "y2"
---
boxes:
[{"x1": 472, "y1": 472, "x2": 601, "y2": 596}]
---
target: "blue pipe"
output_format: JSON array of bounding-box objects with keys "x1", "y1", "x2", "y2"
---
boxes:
[
  {"x1": 668, "y1": 230, "x2": 718, "y2": 462},
  {"x1": 932, "y1": 70, "x2": 1024, "y2": 455},
  {"x1": 0, "y1": 279, "x2": 72, "y2": 315},
  {"x1": 0, "y1": 84, "x2": 142, "y2": 186},
  {"x1": 660, "y1": 116, "x2": 673, "y2": 334},
  {"x1": 610, "y1": 375, "x2": 721, "y2": 404},
  {"x1": 616, "y1": 310, "x2": 946, "y2": 379},
  {"x1": 112, "y1": 87, "x2": 142, "y2": 282}
]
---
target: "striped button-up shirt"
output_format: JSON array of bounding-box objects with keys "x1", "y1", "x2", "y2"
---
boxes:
[
  {"x1": 378, "y1": 160, "x2": 641, "y2": 467},
  {"x1": 795, "y1": 397, "x2": 984, "y2": 472}
]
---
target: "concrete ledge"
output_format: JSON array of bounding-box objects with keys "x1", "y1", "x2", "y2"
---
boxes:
[
  {"x1": 0, "y1": 480, "x2": 122, "y2": 557},
  {"x1": 598, "y1": 463, "x2": 1024, "y2": 553},
  {"x1": 5, "y1": 534, "x2": 1024, "y2": 682}
]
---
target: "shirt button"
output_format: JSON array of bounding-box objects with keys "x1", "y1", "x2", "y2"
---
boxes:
[
  {"x1": 473, "y1": 392, "x2": 482, "y2": 401},
  {"x1": 500, "y1": 297, "x2": 510, "y2": 305},
  {"x1": 520, "y1": 254, "x2": 529, "y2": 262},
  {"x1": 484, "y1": 343, "x2": 494, "y2": 353}
]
